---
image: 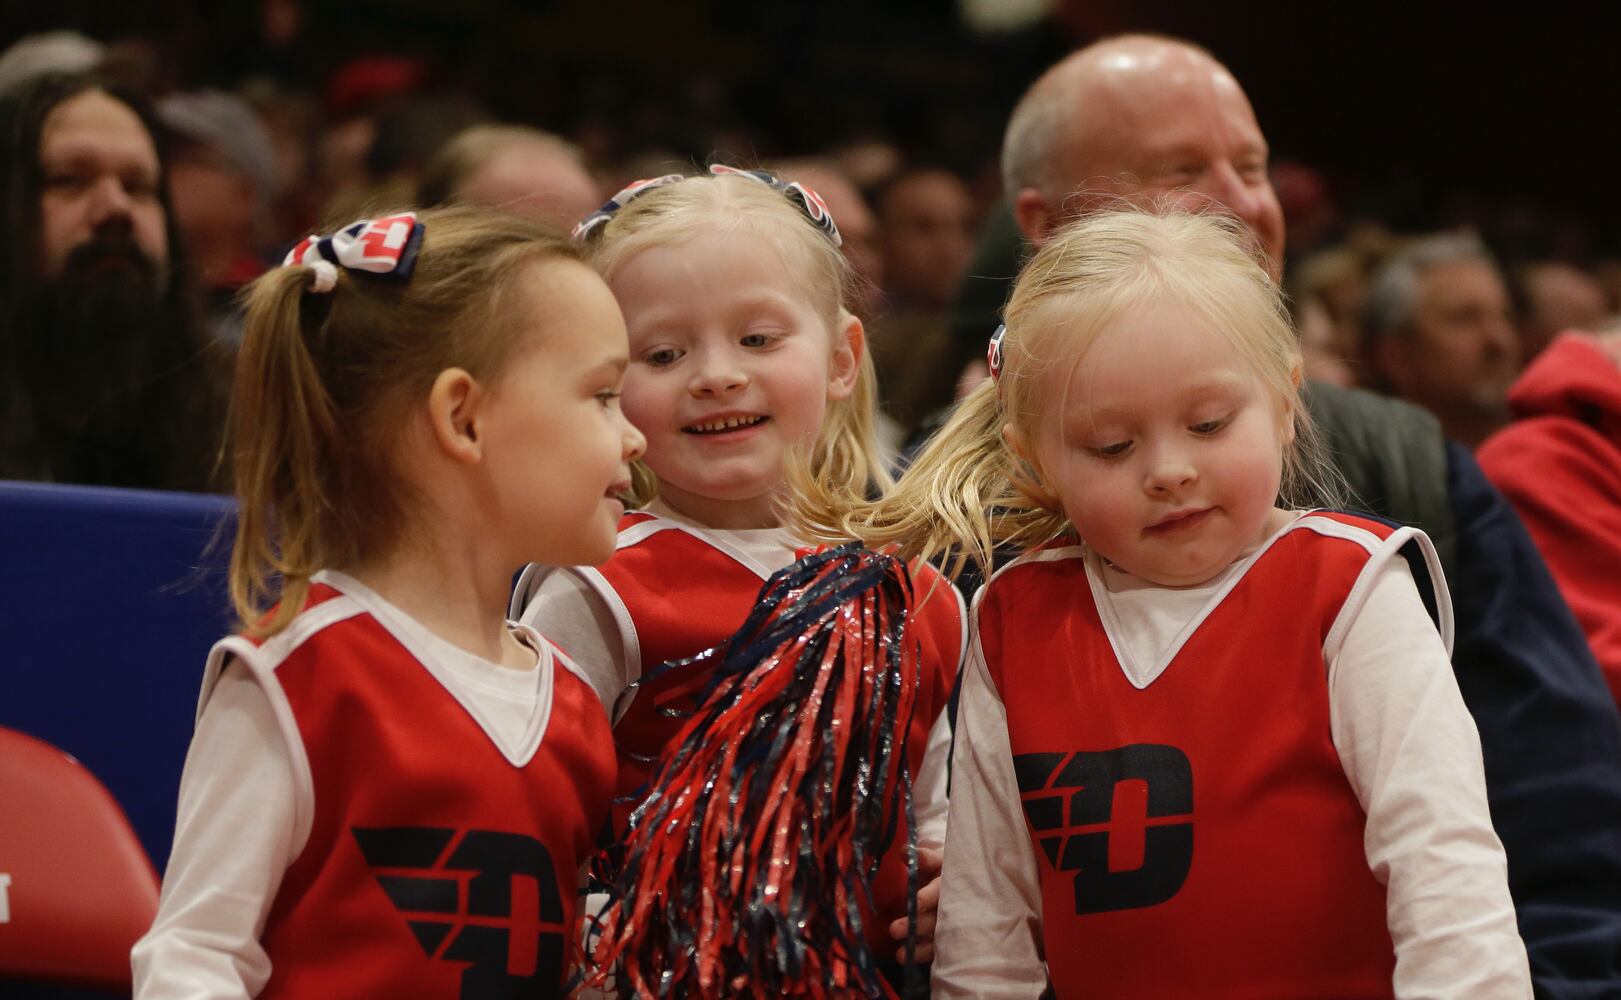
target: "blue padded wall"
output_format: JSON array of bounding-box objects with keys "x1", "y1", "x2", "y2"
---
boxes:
[{"x1": 0, "y1": 481, "x2": 235, "y2": 873}]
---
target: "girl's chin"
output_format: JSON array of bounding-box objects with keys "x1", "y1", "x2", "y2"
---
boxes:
[
  {"x1": 654, "y1": 480, "x2": 784, "y2": 527},
  {"x1": 577, "y1": 533, "x2": 619, "y2": 567},
  {"x1": 654, "y1": 470, "x2": 781, "y2": 504}
]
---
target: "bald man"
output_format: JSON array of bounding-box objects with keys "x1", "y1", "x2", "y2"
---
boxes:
[
  {"x1": 938, "y1": 34, "x2": 1621, "y2": 998},
  {"x1": 418, "y1": 125, "x2": 600, "y2": 235},
  {"x1": 1005, "y1": 37, "x2": 1283, "y2": 272}
]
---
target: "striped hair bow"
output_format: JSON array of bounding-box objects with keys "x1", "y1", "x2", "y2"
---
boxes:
[
  {"x1": 283, "y1": 211, "x2": 424, "y2": 293},
  {"x1": 709, "y1": 164, "x2": 842, "y2": 246},
  {"x1": 572, "y1": 174, "x2": 684, "y2": 241},
  {"x1": 571, "y1": 165, "x2": 843, "y2": 246}
]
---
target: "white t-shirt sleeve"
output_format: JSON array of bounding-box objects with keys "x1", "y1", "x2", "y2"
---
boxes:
[
  {"x1": 515, "y1": 569, "x2": 630, "y2": 722},
  {"x1": 131, "y1": 663, "x2": 301, "y2": 999},
  {"x1": 930, "y1": 634, "x2": 1049, "y2": 999},
  {"x1": 1327, "y1": 558, "x2": 1532, "y2": 998},
  {"x1": 911, "y1": 707, "x2": 953, "y2": 850},
  {"x1": 911, "y1": 577, "x2": 967, "y2": 850}
]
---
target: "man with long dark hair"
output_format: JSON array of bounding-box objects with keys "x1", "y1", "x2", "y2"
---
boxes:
[{"x1": 0, "y1": 71, "x2": 224, "y2": 491}]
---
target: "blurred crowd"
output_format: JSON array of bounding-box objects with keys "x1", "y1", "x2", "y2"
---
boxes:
[{"x1": 2, "y1": 6, "x2": 1619, "y2": 482}]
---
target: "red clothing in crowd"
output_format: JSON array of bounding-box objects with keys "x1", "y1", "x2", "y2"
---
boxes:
[{"x1": 1479, "y1": 332, "x2": 1621, "y2": 706}]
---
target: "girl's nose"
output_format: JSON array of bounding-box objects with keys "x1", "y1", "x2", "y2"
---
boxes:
[
  {"x1": 1144, "y1": 448, "x2": 1197, "y2": 494},
  {"x1": 621, "y1": 418, "x2": 647, "y2": 463},
  {"x1": 688, "y1": 352, "x2": 748, "y2": 397}
]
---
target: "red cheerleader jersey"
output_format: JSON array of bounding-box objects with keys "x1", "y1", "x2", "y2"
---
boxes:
[
  {"x1": 979, "y1": 512, "x2": 1448, "y2": 1000},
  {"x1": 572, "y1": 511, "x2": 965, "y2": 945},
  {"x1": 199, "y1": 579, "x2": 615, "y2": 1000}
]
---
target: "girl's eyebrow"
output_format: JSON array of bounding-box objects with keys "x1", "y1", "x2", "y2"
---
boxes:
[
  {"x1": 583, "y1": 356, "x2": 628, "y2": 380},
  {"x1": 626, "y1": 294, "x2": 801, "y2": 340},
  {"x1": 727, "y1": 286, "x2": 810, "y2": 314},
  {"x1": 1176, "y1": 376, "x2": 1250, "y2": 403},
  {"x1": 719, "y1": 291, "x2": 801, "y2": 322},
  {"x1": 1074, "y1": 374, "x2": 1249, "y2": 426}
]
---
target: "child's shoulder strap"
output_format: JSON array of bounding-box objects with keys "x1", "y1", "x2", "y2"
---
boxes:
[
  {"x1": 982, "y1": 542, "x2": 1089, "y2": 595},
  {"x1": 197, "y1": 590, "x2": 368, "y2": 725},
  {"x1": 1294, "y1": 511, "x2": 1454, "y2": 660},
  {"x1": 193, "y1": 589, "x2": 367, "y2": 862}
]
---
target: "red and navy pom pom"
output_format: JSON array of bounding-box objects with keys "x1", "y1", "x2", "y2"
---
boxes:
[{"x1": 583, "y1": 542, "x2": 921, "y2": 998}]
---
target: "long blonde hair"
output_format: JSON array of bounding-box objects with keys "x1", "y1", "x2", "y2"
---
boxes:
[
  {"x1": 797, "y1": 209, "x2": 1343, "y2": 579},
  {"x1": 586, "y1": 171, "x2": 889, "y2": 517},
  {"x1": 229, "y1": 206, "x2": 583, "y2": 637}
]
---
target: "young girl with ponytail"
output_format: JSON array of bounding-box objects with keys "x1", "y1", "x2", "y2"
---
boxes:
[{"x1": 134, "y1": 206, "x2": 645, "y2": 999}]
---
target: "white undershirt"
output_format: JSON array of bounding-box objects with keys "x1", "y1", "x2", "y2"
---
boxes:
[
  {"x1": 1094, "y1": 553, "x2": 1230, "y2": 689},
  {"x1": 131, "y1": 572, "x2": 589, "y2": 1000},
  {"x1": 930, "y1": 534, "x2": 1531, "y2": 999}
]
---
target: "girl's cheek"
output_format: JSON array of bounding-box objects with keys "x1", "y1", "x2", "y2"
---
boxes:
[{"x1": 617, "y1": 381, "x2": 661, "y2": 431}]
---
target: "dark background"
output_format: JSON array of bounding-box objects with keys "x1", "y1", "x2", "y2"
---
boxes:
[{"x1": 5, "y1": 0, "x2": 1619, "y2": 249}]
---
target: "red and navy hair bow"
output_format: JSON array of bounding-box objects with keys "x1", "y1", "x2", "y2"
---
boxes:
[
  {"x1": 283, "y1": 211, "x2": 424, "y2": 293},
  {"x1": 572, "y1": 165, "x2": 843, "y2": 247},
  {"x1": 709, "y1": 164, "x2": 842, "y2": 246},
  {"x1": 571, "y1": 174, "x2": 683, "y2": 241}
]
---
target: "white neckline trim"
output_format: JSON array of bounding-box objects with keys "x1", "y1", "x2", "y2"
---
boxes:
[
  {"x1": 1084, "y1": 513, "x2": 1309, "y2": 691},
  {"x1": 312, "y1": 570, "x2": 554, "y2": 767},
  {"x1": 1083, "y1": 512, "x2": 1432, "y2": 691},
  {"x1": 616, "y1": 511, "x2": 779, "y2": 580}
]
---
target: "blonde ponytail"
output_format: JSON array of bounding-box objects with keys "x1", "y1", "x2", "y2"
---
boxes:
[
  {"x1": 791, "y1": 377, "x2": 1070, "y2": 582},
  {"x1": 228, "y1": 264, "x2": 352, "y2": 637}
]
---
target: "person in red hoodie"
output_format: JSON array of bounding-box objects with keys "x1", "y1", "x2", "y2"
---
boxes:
[{"x1": 1480, "y1": 330, "x2": 1621, "y2": 707}]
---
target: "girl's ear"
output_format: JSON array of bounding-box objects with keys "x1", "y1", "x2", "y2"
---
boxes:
[
  {"x1": 1280, "y1": 364, "x2": 1303, "y2": 447},
  {"x1": 826, "y1": 311, "x2": 865, "y2": 402},
  {"x1": 1002, "y1": 421, "x2": 1033, "y2": 465},
  {"x1": 1002, "y1": 421, "x2": 1059, "y2": 509},
  {"x1": 427, "y1": 367, "x2": 486, "y2": 465}
]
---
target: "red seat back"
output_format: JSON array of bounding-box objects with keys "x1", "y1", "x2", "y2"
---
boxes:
[{"x1": 0, "y1": 726, "x2": 159, "y2": 990}]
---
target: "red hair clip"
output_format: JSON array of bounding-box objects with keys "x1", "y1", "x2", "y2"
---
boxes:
[{"x1": 987, "y1": 324, "x2": 1007, "y2": 382}]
